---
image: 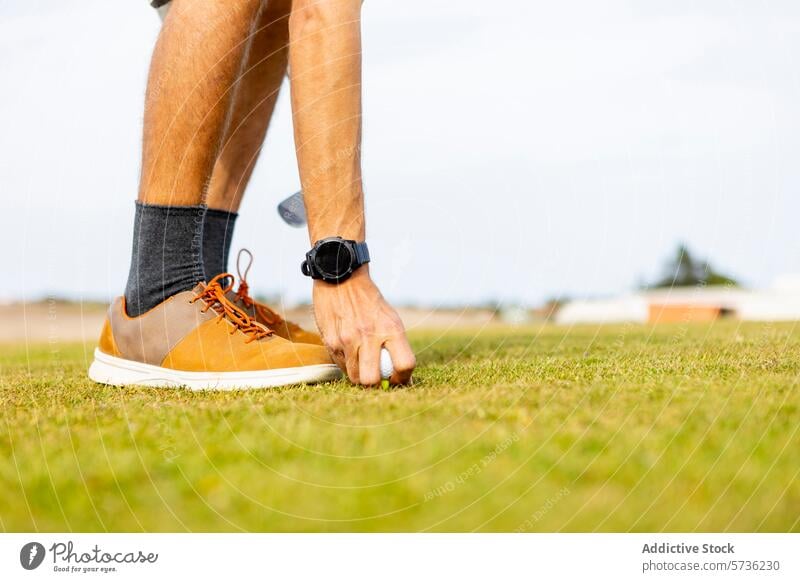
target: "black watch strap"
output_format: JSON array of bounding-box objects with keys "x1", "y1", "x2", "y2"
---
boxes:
[{"x1": 353, "y1": 241, "x2": 370, "y2": 266}]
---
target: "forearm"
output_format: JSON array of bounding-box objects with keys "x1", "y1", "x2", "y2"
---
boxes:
[
  {"x1": 288, "y1": 1, "x2": 415, "y2": 386},
  {"x1": 288, "y1": 0, "x2": 365, "y2": 243}
]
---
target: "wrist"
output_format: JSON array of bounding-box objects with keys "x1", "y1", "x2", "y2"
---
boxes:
[
  {"x1": 308, "y1": 224, "x2": 365, "y2": 245},
  {"x1": 313, "y1": 264, "x2": 372, "y2": 290},
  {"x1": 305, "y1": 189, "x2": 365, "y2": 243}
]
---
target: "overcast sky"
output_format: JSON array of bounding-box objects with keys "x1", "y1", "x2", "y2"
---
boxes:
[{"x1": 2, "y1": 0, "x2": 799, "y2": 306}]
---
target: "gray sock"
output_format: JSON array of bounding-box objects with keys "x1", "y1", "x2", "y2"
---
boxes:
[
  {"x1": 124, "y1": 202, "x2": 206, "y2": 317},
  {"x1": 202, "y1": 208, "x2": 238, "y2": 280}
]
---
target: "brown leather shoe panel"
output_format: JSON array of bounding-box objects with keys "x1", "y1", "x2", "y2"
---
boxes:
[
  {"x1": 250, "y1": 337, "x2": 333, "y2": 368},
  {"x1": 162, "y1": 318, "x2": 334, "y2": 372},
  {"x1": 108, "y1": 289, "x2": 215, "y2": 365},
  {"x1": 97, "y1": 317, "x2": 121, "y2": 357},
  {"x1": 284, "y1": 325, "x2": 324, "y2": 345}
]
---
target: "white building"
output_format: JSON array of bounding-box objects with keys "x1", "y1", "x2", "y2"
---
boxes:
[{"x1": 555, "y1": 276, "x2": 800, "y2": 324}]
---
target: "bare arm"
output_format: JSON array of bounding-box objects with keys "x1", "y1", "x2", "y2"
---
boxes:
[{"x1": 288, "y1": 0, "x2": 415, "y2": 385}]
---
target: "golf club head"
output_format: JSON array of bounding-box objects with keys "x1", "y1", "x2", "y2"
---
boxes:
[{"x1": 277, "y1": 190, "x2": 307, "y2": 227}]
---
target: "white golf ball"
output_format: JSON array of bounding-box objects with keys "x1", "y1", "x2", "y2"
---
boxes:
[{"x1": 380, "y1": 348, "x2": 394, "y2": 380}]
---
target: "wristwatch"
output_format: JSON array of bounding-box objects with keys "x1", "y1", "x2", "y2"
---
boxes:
[{"x1": 301, "y1": 237, "x2": 370, "y2": 283}]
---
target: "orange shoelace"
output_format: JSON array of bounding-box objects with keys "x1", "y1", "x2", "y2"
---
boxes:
[
  {"x1": 191, "y1": 273, "x2": 272, "y2": 343},
  {"x1": 234, "y1": 249, "x2": 286, "y2": 327}
]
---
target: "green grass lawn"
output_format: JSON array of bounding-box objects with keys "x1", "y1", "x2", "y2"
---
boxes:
[{"x1": 1, "y1": 322, "x2": 799, "y2": 532}]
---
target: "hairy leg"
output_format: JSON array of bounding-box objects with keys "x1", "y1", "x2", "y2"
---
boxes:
[
  {"x1": 139, "y1": 0, "x2": 263, "y2": 205},
  {"x1": 206, "y1": 0, "x2": 293, "y2": 213}
]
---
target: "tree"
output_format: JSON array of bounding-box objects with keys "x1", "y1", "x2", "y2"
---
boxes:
[{"x1": 650, "y1": 244, "x2": 739, "y2": 288}]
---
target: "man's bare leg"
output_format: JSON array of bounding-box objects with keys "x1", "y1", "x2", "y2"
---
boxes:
[
  {"x1": 206, "y1": 0, "x2": 292, "y2": 212},
  {"x1": 206, "y1": 0, "x2": 292, "y2": 213},
  {"x1": 92, "y1": 0, "x2": 338, "y2": 386},
  {"x1": 147, "y1": 0, "x2": 322, "y2": 346},
  {"x1": 197, "y1": 0, "x2": 292, "y2": 283},
  {"x1": 139, "y1": 0, "x2": 262, "y2": 205},
  {"x1": 126, "y1": 0, "x2": 262, "y2": 316}
]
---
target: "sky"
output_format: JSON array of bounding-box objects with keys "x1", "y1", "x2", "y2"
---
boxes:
[{"x1": 1, "y1": 0, "x2": 800, "y2": 307}]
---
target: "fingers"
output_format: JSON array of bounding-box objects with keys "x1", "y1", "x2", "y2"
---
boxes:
[
  {"x1": 321, "y1": 329, "x2": 348, "y2": 378},
  {"x1": 326, "y1": 344, "x2": 347, "y2": 378},
  {"x1": 344, "y1": 343, "x2": 360, "y2": 385},
  {"x1": 384, "y1": 334, "x2": 416, "y2": 385},
  {"x1": 327, "y1": 331, "x2": 410, "y2": 387},
  {"x1": 330, "y1": 327, "x2": 362, "y2": 385},
  {"x1": 348, "y1": 336, "x2": 414, "y2": 387},
  {"x1": 358, "y1": 339, "x2": 381, "y2": 386},
  {"x1": 322, "y1": 329, "x2": 359, "y2": 384},
  {"x1": 315, "y1": 290, "x2": 416, "y2": 387}
]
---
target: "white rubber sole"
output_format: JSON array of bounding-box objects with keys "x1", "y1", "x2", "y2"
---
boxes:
[{"x1": 88, "y1": 348, "x2": 342, "y2": 391}]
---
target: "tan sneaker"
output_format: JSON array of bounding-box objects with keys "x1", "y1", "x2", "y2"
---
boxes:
[
  {"x1": 227, "y1": 249, "x2": 324, "y2": 346},
  {"x1": 88, "y1": 274, "x2": 339, "y2": 390}
]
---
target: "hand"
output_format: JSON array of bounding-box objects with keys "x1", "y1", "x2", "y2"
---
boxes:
[{"x1": 313, "y1": 267, "x2": 416, "y2": 386}]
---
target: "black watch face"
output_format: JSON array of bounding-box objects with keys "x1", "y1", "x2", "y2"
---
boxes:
[{"x1": 314, "y1": 240, "x2": 353, "y2": 279}]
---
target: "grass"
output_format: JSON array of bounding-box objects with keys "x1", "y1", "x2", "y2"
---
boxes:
[{"x1": 1, "y1": 321, "x2": 799, "y2": 532}]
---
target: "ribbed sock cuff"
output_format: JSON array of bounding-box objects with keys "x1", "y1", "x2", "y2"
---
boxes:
[{"x1": 124, "y1": 202, "x2": 207, "y2": 317}]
